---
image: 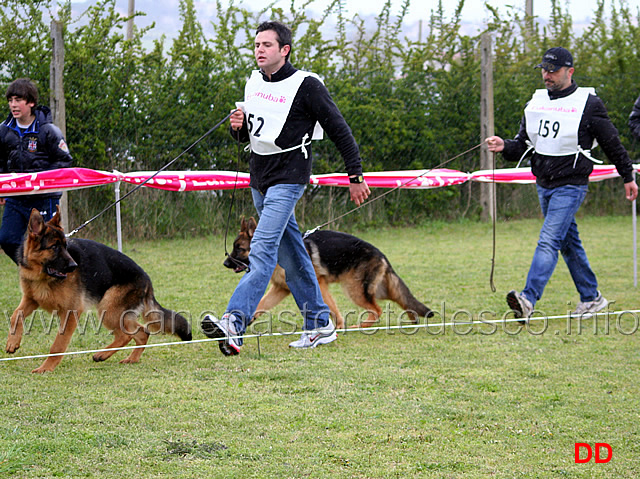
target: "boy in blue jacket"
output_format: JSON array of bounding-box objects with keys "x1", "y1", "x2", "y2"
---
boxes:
[{"x1": 0, "y1": 78, "x2": 73, "y2": 264}]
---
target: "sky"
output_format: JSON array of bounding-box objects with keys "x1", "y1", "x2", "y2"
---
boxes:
[
  {"x1": 253, "y1": 0, "x2": 610, "y2": 23},
  {"x1": 65, "y1": 0, "x2": 621, "y2": 43},
  {"x1": 69, "y1": 0, "x2": 613, "y2": 24}
]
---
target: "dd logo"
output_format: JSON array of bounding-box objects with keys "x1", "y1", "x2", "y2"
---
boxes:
[{"x1": 574, "y1": 443, "x2": 612, "y2": 464}]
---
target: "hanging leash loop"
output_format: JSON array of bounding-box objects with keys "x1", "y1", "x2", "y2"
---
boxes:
[
  {"x1": 223, "y1": 128, "x2": 251, "y2": 273},
  {"x1": 489, "y1": 148, "x2": 497, "y2": 292}
]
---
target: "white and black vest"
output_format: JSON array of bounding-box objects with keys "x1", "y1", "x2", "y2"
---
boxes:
[
  {"x1": 238, "y1": 70, "x2": 324, "y2": 157},
  {"x1": 524, "y1": 87, "x2": 599, "y2": 158}
]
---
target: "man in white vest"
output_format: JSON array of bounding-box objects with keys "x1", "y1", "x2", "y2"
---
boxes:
[
  {"x1": 486, "y1": 47, "x2": 637, "y2": 320},
  {"x1": 202, "y1": 21, "x2": 370, "y2": 355}
]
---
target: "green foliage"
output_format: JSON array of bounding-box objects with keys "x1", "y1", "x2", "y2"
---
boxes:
[
  {"x1": 0, "y1": 0, "x2": 51, "y2": 87},
  {"x1": 0, "y1": 0, "x2": 638, "y2": 239}
]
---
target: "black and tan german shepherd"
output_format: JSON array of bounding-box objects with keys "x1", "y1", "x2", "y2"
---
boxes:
[
  {"x1": 224, "y1": 217, "x2": 433, "y2": 329},
  {"x1": 5, "y1": 206, "x2": 191, "y2": 373}
]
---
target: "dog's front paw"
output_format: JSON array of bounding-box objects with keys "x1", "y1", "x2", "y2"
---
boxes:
[
  {"x1": 5, "y1": 338, "x2": 21, "y2": 354},
  {"x1": 119, "y1": 357, "x2": 140, "y2": 364},
  {"x1": 92, "y1": 352, "x2": 108, "y2": 362},
  {"x1": 32, "y1": 357, "x2": 61, "y2": 373},
  {"x1": 31, "y1": 365, "x2": 54, "y2": 374}
]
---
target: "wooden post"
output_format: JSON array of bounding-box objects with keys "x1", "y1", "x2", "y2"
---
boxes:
[
  {"x1": 50, "y1": 20, "x2": 68, "y2": 231},
  {"x1": 525, "y1": 0, "x2": 534, "y2": 52},
  {"x1": 480, "y1": 33, "x2": 495, "y2": 221},
  {"x1": 127, "y1": 0, "x2": 135, "y2": 41}
]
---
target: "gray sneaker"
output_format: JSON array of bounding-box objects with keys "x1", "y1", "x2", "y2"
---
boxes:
[
  {"x1": 201, "y1": 314, "x2": 241, "y2": 356},
  {"x1": 573, "y1": 291, "x2": 608, "y2": 315},
  {"x1": 506, "y1": 290, "x2": 533, "y2": 320}
]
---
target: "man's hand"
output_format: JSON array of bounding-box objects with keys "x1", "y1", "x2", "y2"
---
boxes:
[
  {"x1": 624, "y1": 180, "x2": 638, "y2": 202},
  {"x1": 485, "y1": 136, "x2": 505, "y2": 153},
  {"x1": 349, "y1": 181, "x2": 370, "y2": 206},
  {"x1": 0, "y1": 198, "x2": 5, "y2": 206},
  {"x1": 230, "y1": 109, "x2": 245, "y2": 131}
]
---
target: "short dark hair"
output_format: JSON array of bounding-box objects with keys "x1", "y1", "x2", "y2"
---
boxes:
[
  {"x1": 256, "y1": 21, "x2": 292, "y2": 61},
  {"x1": 6, "y1": 78, "x2": 39, "y2": 105}
]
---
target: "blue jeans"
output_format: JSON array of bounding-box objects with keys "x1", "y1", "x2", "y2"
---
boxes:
[
  {"x1": 522, "y1": 184, "x2": 598, "y2": 306},
  {"x1": 225, "y1": 184, "x2": 330, "y2": 344},
  {"x1": 0, "y1": 196, "x2": 60, "y2": 264}
]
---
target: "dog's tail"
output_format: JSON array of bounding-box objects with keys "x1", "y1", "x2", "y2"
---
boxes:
[
  {"x1": 144, "y1": 293, "x2": 192, "y2": 341},
  {"x1": 386, "y1": 267, "x2": 433, "y2": 321}
]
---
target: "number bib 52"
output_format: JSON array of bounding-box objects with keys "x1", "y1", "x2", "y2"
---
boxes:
[{"x1": 241, "y1": 70, "x2": 324, "y2": 156}]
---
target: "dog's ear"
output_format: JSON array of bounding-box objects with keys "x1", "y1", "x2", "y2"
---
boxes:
[
  {"x1": 27, "y1": 208, "x2": 45, "y2": 237},
  {"x1": 247, "y1": 217, "x2": 257, "y2": 237},
  {"x1": 47, "y1": 204, "x2": 62, "y2": 229},
  {"x1": 240, "y1": 216, "x2": 247, "y2": 232}
]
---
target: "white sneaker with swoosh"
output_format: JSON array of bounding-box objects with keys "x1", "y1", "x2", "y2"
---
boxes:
[{"x1": 289, "y1": 320, "x2": 337, "y2": 349}]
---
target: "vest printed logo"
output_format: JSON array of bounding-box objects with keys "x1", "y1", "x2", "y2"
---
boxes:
[
  {"x1": 27, "y1": 138, "x2": 38, "y2": 152},
  {"x1": 247, "y1": 91, "x2": 287, "y2": 104},
  {"x1": 58, "y1": 139, "x2": 69, "y2": 153}
]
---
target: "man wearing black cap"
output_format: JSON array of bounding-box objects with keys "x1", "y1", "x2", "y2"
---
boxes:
[{"x1": 486, "y1": 47, "x2": 638, "y2": 320}]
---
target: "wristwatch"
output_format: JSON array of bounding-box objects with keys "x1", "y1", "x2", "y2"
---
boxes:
[{"x1": 349, "y1": 175, "x2": 364, "y2": 184}]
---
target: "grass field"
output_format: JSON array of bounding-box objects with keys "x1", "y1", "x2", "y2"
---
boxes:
[{"x1": 1, "y1": 215, "x2": 640, "y2": 478}]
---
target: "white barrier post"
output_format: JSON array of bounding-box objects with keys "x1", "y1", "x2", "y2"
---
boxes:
[
  {"x1": 115, "y1": 180, "x2": 123, "y2": 252},
  {"x1": 634, "y1": 169, "x2": 637, "y2": 287}
]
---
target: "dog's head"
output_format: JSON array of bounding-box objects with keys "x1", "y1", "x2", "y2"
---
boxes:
[
  {"x1": 223, "y1": 216, "x2": 257, "y2": 273},
  {"x1": 21, "y1": 205, "x2": 78, "y2": 280}
]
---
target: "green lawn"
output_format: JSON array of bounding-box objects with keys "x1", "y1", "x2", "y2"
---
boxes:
[{"x1": 1, "y1": 215, "x2": 640, "y2": 478}]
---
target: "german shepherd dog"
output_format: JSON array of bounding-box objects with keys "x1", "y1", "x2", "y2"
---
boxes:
[
  {"x1": 224, "y1": 217, "x2": 433, "y2": 329},
  {"x1": 5, "y1": 207, "x2": 191, "y2": 373}
]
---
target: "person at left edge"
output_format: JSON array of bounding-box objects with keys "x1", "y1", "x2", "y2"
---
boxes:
[
  {"x1": 0, "y1": 78, "x2": 73, "y2": 264},
  {"x1": 629, "y1": 92, "x2": 640, "y2": 141},
  {"x1": 201, "y1": 21, "x2": 370, "y2": 356}
]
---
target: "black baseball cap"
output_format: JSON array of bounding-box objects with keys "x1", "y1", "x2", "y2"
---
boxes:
[{"x1": 535, "y1": 47, "x2": 574, "y2": 72}]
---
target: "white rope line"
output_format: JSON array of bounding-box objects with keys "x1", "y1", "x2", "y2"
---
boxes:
[{"x1": 2, "y1": 309, "x2": 639, "y2": 363}]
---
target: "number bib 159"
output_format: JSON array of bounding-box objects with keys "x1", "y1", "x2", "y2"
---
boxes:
[{"x1": 524, "y1": 87, "x2": 594, "y2": 156}]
